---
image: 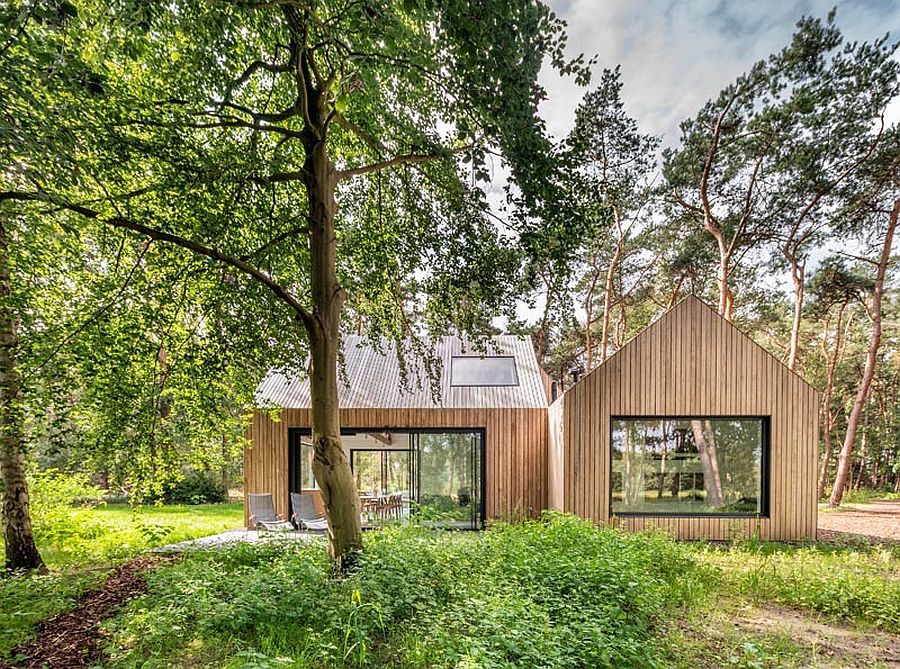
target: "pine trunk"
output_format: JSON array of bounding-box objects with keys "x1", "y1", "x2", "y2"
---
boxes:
[
  {"x1": 584, "y1": 289, "x2": 593, "y2": 373},
  {"x1": 691, "y1": 420, "x2": 723, "y2": 506},
  {"x1": 0, "y1": 217, "x2": 45, "y2": 572},
  {"x1": 830, "y1": 198, "x2": 899, "y2": 506},
  {"x1": 718, "y1": 261, "x2": 734, "y2": 321},
  {"x1": 713, "y1": 235, "x2": 734, "y2": 321},
  {"x1": 599, "y1": 210, "x2": 624, "y2": 364},
  {"x1": 787, "y1": 257, "x2": 805, "y2": 371},
  {"x1": 817, "y1": 306, "x2": 846, "y2": 499}
]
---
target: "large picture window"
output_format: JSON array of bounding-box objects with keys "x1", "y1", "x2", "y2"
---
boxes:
[{"x1": 611, "y1": 417, "x2": 768, "y2": 516}]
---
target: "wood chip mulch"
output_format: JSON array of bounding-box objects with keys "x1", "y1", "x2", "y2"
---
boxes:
[{"x1": 2, "y1": 555, "x2": 177, "y2": 669}]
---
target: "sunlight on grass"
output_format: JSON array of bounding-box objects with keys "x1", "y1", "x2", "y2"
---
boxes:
[
  {"x1": 1, "y1": 502, "x2": 243, "y2": 568},
  {"x1": 693, "y1": 541, "x2": 900, "y2": 632}
]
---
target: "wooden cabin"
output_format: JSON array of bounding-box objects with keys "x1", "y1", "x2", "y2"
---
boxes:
[
  {"x1": 246, "y1": 296, "x2": 819, "y2": 540},
  {"x1": 548, "y1": 296, "x2": 819, "y2": 540},
  {"x1": 244, "y1": 335, "x2": 549, "y2": 528}
]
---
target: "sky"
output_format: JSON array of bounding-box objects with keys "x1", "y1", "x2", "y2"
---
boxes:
[
  {"x1": 539, "y1": 0, "x2": 900, "y2": 146},
  {"x1": 504, "y1": 0, "x2": 899, "y2": 323}
]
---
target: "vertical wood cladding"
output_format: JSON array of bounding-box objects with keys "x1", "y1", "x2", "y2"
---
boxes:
[
  {"x1": 245, "y1": 297, "x2": 818, "y2": 541},
  {"x1": 548, "y1": 296, "x2": 819, "y2": 541},
  {"x1": 245, "y1": 407, "x2": 548, "y2": 526}
]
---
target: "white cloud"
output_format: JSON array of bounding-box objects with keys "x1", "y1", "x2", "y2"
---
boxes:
[{"x1": 539, "y1": 0, "x2": 900, "y2": 145}]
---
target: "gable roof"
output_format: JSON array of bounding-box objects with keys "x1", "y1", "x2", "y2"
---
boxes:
[
  {"x1": 575, "y1": 294, "x2": 818, "y2": 394},
  {"x1": 256, "y1": 334, "x2": 548, "y2": 409}
]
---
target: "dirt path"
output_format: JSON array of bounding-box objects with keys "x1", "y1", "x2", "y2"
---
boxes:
[
  {"x1": 737, "y1": 605, "x2": 900, "y2": 668},
  {"x1": 2, "y1": 555, "x2": 175, "y2": 669},
  {"x1": 818, "y1": 499, "x2": 900, "y2": 543}
]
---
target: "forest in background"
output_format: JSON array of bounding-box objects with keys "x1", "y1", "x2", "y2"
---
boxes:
[
  {"x1": 1, "y1": 3, "x2": 897, "y2": 534},
  {"x1": 525, "y1": 11, "x2": 900, "y2": 504}
]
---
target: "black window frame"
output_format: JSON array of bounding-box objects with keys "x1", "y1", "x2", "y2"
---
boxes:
[
  {"x1": 608, "y1": 414, "x2": 771, "y2": 519},
  {"x1": 449, "y1": 355, "x2": 519, "y2": 387},
  {"x1": 288, "y1": 426, "x2": 487, "y2": 530}
]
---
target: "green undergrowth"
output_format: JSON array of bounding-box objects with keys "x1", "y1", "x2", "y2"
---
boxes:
[
  {"x1": 825, "y1": 490, "x2": 900, "y2": 505},
  {"x1": 694, "y1": 540, "x2": 900, "y2": 633},
  {"x1": 0, "y1": 502, "x2": 243, "y2": 660},
  {"x1": 102, "y1": 514, "x2": 706, "y2": 669}
]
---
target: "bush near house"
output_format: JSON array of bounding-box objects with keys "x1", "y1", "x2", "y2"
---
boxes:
[
  {"x1": 102, "y1": 515, "x2": 706, "y2": 669},
  {"x1": 160, "y1": 470, "x2": 228, "y2": 505}
]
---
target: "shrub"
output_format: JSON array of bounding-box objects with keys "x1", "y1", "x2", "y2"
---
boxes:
[
  {"x1": 104, "y1": 514, "x2": 707, "y2": 668},
  {"x1": 162, "y1": 471, "x2": 227, "y2": 505},
  {"x1": 26, "y1": 470, "x2": 108, "y2": 557}
]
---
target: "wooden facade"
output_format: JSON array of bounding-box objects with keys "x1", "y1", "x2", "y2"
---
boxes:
[
  {"x1": 244, "y1": 407, "x2": 548, "y2": 526},
  {"x1": 245, "y1": 300, "x2": 819, "y2": 539},
  {"x1": 547, "y1": 296, "x2": 819, "y2": 540},
  {"x1": 244, "y1": 335, "x2": 550, "y2": 527}
]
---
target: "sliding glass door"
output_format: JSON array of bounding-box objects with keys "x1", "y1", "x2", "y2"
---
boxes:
[{"x1": 289, "y1": 428, "x2": 484, "y2": 529}]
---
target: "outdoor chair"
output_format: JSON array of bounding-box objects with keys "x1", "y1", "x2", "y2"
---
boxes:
[
  {"x1": 291, "y1": 492, "x2": 329, "y2": 532},
  {"x1": 247, "y1": 493, "x2": 295, "y2": 532}
]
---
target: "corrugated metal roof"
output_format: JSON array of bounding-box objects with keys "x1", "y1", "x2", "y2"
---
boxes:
[{"x1": 255, "y1": 334, "x2": 548, "y2": 409}]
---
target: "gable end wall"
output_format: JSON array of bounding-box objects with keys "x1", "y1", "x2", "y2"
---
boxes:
[{"x1": 549, "y1": 297, "x2": 818, "y2": 541}]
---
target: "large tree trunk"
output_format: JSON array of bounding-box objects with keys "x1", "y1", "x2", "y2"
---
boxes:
[
  {"x1": 691, "y1": 420, "x2": 723, "y2": 507},
  {"x1": 787, "y1": 256, "x2": 805, "y2": 371},
  {"x1": 711, "y1": 233, "x2": 734, "y2": 321},
  {"x1": 303, "y1": 120, "x2": 362, "y2": 568},
  {"x1": 0, "y1": 217, "x2": 45, "y2": 572},
  {"x1": 718, "y1": 260, "x2": 734, "y2": 321},
  {"x1": 830, "y1": 198, "x2": 899, "y2": 506}
]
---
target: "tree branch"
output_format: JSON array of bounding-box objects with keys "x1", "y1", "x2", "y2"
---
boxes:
[
  {"x1": 0, "y1": 191, "x2": 316, "y2": 332},
  {"x1": 222, "y1": 59, "x2": 292, "y2": 105},
  {"x1": 23, "y1": 242, "x2": 152, "y2": 380},
  {"x1": 336, "y1": 152, "x2": 444, "y2": 181},
  {"x1": 239, "y1": 222, "x2": 310, "y2": 261}
]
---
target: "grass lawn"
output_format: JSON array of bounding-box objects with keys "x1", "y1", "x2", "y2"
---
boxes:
[
  {"x1": 15, "y1": 502, "x2": 245, "y2": 567},
  {"x1": 0, "y1": 502, "x2": 243, "y2": 658}
]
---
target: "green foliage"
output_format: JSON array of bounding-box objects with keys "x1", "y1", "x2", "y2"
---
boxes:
[
  {"x1": 696, "y1": 542, "x2": 900, "y2": 632},
  {"x1": 838, "y1": 489, "x2": 900, "y2": 504},
  {"x1": 160, "y1": 470, "x2": 227, "y2": 505},
  {"x1": 0, "y1": 0, "x2": 594, "y2": 527},
  {"x1": 103, "y1": 515, "x2": 704, "y2": 668},
  {"x1": 25, "y1": 469, "x2": 107, "y2": 557}
]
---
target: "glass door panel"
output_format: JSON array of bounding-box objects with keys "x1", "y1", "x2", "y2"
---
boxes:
[{"x1": 416, "y1": 432, "x2": 482, "y2": 528}]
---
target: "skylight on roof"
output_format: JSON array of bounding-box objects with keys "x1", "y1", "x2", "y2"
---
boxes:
[{"x1": 450, "y1": 356, "x2": 519, "y2": 387}]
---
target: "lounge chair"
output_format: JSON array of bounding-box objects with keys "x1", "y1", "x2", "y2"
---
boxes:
[
  {"x1": 247, "y1": 493, "x2": 295, "y2": 531},
  {"x1": 291, "y1": 492, "x2": 329, "y2": 532}
]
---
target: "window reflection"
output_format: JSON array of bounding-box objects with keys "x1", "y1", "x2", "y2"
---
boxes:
[{"x1": 611, "y1": 418, "x2": 765, "y2": 515}]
